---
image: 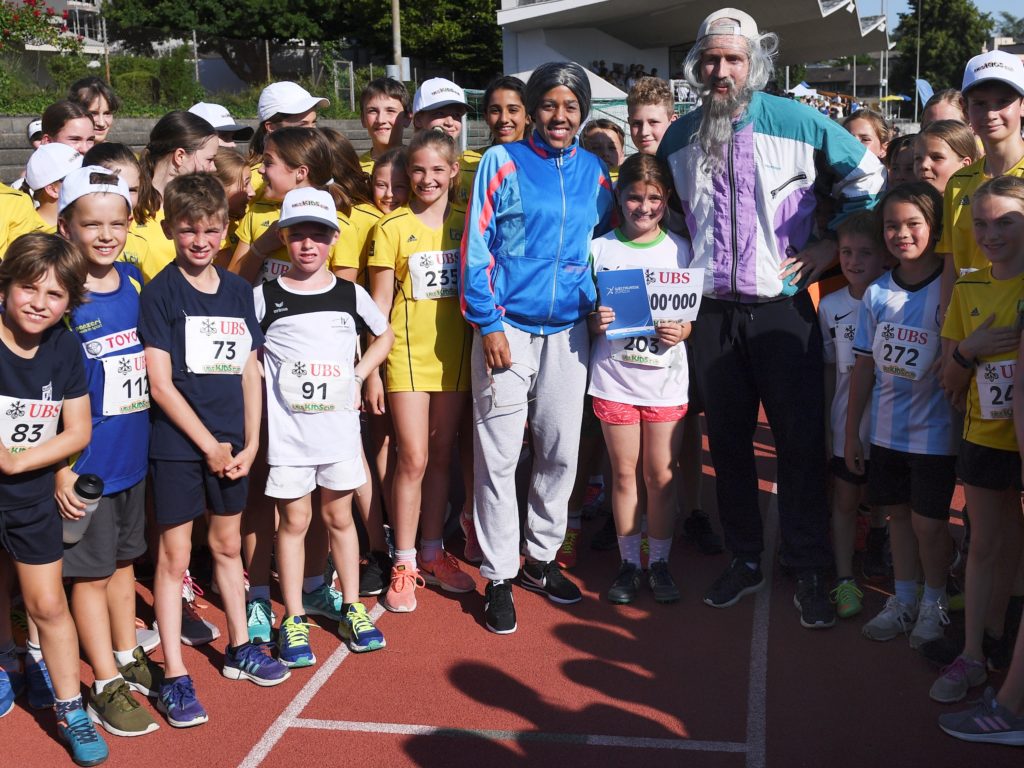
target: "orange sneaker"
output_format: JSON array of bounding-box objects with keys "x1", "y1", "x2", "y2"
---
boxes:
[
  {"x1": 418, "y1": 551, "x2": 475, "y2": 593},
  {"x1": 461, "y1": 512, "x2": 484, "y2": 564},
  {"x1": 557, "y1": 526, "x2": 580, "y2": 569},
  {"x1": 380, "y1": 563, "x2": 425, "y2": 613}
]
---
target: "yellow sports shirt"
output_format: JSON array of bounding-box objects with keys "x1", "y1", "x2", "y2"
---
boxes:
[
  {"x1": 131, "y1": 209, "x2": 177, "y2": 283},
  {"x1": 0, "y1": 182, "x2": 45, "y2": 257}
]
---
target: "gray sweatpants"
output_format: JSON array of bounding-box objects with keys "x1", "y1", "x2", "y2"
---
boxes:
[{"x1": 471, "y1": 322, "x2": 589, "y2": 581}]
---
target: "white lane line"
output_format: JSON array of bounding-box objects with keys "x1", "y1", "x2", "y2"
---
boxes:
[
  {"x1": 238, "y1": 603, "x2": 387, "y2": 768},
  {"x1": 291, "y1": 718, "x2": 748, "y2": 753},
  {"x1": 745, "y1": 482, "x2": 778, "y2": 768}
]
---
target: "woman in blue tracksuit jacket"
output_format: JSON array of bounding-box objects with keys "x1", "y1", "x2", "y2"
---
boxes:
[{"x1": 460, "y1": 62, "x2": 614, "y2": 634}]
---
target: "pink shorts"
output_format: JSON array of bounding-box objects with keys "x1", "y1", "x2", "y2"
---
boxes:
[{"x1": 592, "y1": 397, "x2": 688, "y2": 425}]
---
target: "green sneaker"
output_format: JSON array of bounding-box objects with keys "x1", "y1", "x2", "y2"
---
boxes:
[
  {"x1": 117, "y1": 646, "x2": 165, "y2": 698},
  {"x1": 339, "y1": 603, "x2": 386, "y2": 653},
  {"x1": 830, "y1": 579, "x2": 863, "y2": 619},
  {"x1": 87, "y1": 678, "x2": 160, "y2": 737},
  {"x1": 302, "y1": 583, "x2": 344, "y2": 622},
  {"x1": 246, "y1": 598, "x2": 275, "y2": 644}
]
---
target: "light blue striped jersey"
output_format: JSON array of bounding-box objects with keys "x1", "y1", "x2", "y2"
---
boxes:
[{"x1": 852, "y1": 267, "x2": 957, "y2": 456}]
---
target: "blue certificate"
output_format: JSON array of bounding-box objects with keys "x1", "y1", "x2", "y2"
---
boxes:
[{"x1": 596, "y1": 269, "x2": 656, "y2": 340}]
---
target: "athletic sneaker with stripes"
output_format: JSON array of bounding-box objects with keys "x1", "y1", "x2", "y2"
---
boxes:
[{"x1": 939, "y1": 687, "x2": 1024, "y2": 745}]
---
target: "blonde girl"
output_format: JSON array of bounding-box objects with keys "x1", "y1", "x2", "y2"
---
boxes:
[{"x1": 915, "y1": 120, "x2": 977, "y2": 194}]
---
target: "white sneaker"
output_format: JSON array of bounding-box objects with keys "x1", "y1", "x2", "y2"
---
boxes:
[
  {"x1": 135, "y1": 626, "x2": 161, "y2": 654},
  {"x1": 862, "y1": 596, "x2": 916, "y2": 641},
  {"x1": 909, "y1": 599, "x2": 949, "y2": 649}
]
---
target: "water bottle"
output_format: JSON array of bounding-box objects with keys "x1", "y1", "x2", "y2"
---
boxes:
[{"x1": 62, "y1": 474, "x2": 103, "y2": 545}]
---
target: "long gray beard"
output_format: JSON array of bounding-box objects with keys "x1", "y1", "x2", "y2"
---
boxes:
[{"x1": 698, "y1": 81, "x2": 753, "y2": 174}]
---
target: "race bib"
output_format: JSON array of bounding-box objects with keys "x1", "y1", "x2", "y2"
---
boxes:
[
  {"x1": 185, "y1": 316, "x2": 252, "y2": 375},
  {"x1": 644, "y1": 268, "x2": 704, "y2": 323},
  {"x1": 872, "y1": 322, "x2": 937, "y2": 381},
  {"x1": 835, "y1": 323, "x2": 857, "y2": 372},
  {"x1": 611, "y1": 335, "x2": 671, "y2": 368},
  {"x1": 0, "y1": 395, "x2": 61, "y2": 453},
  {"x1": 278, "y1": 360, "x2": 353, "y2": 413},
  {"x1": 259, "y1": 256, "x2": 291, "y2": 284},
  {"x1": 101, "y1": 352, "x2": 150, "y2": 416},
  {"x1": 409, "y1": 249, "x2": 458, "y2": 300},
  {"x1": 976, "y1": 360, "x2": 1015, "y2": 420}
]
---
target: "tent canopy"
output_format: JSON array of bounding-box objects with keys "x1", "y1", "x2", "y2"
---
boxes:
[
  {"x1": 510, "y1": 65, "x2": 628, "y2": 100},
  {"x1": 787, "y1": 82, "x2": 818, "y2": 98}
]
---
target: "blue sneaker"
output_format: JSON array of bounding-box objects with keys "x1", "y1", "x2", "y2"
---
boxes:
[
  {"x1": 156, "y1": 676, "x2": 208, "y2": 728},
  {"x1": 339, "y1": 603, "x2": 386, "y2": 653},
  {"x1": 222, "y1": 643, "x2": 290, "y2": 687},
  {"x1": 1, "y1": 664, "x2": 25, "y2": 718},
  {"x1": 246, "y1": 598, "x2": 274, "y2": 645},
  {"x1": 302, "y1": 583, "x2": 344, "y2": 622},
  {"x1": 25, "y1": 653, "x2": 55, "y2": 709},
  {"x1": 57, "y1": 704, "x2": 109, "y2": 766},
  {"x1": 278, "y1": 616, "x2": 315, "y2": 668}
]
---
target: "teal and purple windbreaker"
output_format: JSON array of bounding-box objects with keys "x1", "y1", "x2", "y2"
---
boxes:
[
  {"x1": 460, "y1": 131, "x2": 614, "y2": 336},
  {"x1": 657, "y1": 91, "x2": 885, "y2": 302}
]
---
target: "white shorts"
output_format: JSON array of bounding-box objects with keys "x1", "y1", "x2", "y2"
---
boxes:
[{"x1": 265, "y1": 457, "x2": 366, "y2": 498}]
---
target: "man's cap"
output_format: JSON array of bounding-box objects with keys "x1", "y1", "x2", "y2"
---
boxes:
[
  {"x1": 189, "y1": 102, "x2": 255, "y2": 141},
  {"x1": 25, "y1": 143, "x2": 83, "y2": 191},
  {"x1": 58, "y1": 164, "x2": 133, "y2": 214},
  {"x1": 962, "y1": 50, "x2": 1024, "y2": 97},
  {"x1": 258, "y1": 81, "x2": 330, "y2": 122},
  {"x1": 696, "y1": 8, "x2": 759, "y2": 44},
  {"x1": 278, "y1": 187, "x2": 340, "y2": 232},
  {"x1": 413, "y1": 78, "x2": 467, "y2": 114}
]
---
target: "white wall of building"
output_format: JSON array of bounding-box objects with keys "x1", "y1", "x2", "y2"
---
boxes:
[{"x1": 503, "y1": 27, "x2": 669, "y2": 77}]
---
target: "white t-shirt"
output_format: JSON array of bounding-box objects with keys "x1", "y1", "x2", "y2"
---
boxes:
[
  {"x1": 588, "y1": 229, "x2": 692, "y2": 407},
  {"x1": 818, "y1": 286, "x2": 870, "y2": 458},
  {"x1": 254, "y1": 275, "x2": 388, "y2": 466}
]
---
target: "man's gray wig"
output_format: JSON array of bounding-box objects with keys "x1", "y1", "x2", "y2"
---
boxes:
[
  {"x1": 525, "y1": 62, "x2": 592, "y2": 121},
  {"x1": 681, "y1": 31, "x2": 780, "y2": 93}
]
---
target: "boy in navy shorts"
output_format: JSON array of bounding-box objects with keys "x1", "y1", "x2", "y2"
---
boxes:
[
  {"x1": 139, "y1": 174, "x2": 288, "y2": 729},
  {"x1": 0, "y1": 233, "x2": 108, "y2": 765}
]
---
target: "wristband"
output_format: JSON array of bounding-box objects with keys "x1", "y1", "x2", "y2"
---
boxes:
[
  {"x1": 354, "y1": 374, "x2": 364, "y2": 389},
  {"x1": 951, "y1": 345, "x2": 974, "y2": 369}
]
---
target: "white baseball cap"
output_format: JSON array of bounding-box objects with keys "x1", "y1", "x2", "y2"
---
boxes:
[
  {"x1": 25, "y1": 143, "x2": 83, "y2": 191},
  {"x1": 258, "y1": 81, "x2": 330, "y2": 122},
  {"x1": 696, "y1": 8, "x2": 760, "y2": 43},
  {"x1": 412, "y1": 78, "x2": 467, "y2": 115},
  {"x1": 58, "y1": 165, "x2": 133, "y2": 214},
  {"x1": 962, "y1": 50, "x2": 1024, "y2": 97},
  {"x1": 278, "y1": 188, "x2": 339, "y2": 231},
  {"x1": 26, "y1": 119, "x2": 43, "y2": 143},
  {"x1": 188, "y1": 102, "x2": 255, "y2": 141}
]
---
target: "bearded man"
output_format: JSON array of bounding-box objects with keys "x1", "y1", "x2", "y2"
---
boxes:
[{"x1": 657, "y1": 9, "x2": 885, "y2": 629}]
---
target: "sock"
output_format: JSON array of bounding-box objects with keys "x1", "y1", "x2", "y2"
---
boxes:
[
  {"x1": 922, "y1": 583, "x2": 946, "y2": 605},
  {"x1": 54, "y1": 695, "x2": 84, "y2": 718},
  {"x1": 340, "y1": 603, "x2": 352, "y2": 614},
  {"x1": 93, "y1": 674, "x2": 122, "y2": 695},
  {"x1": 648, "y1": 536, "x2": 672, "y2": 564},
  {"x1": 894, "y1": 579, "x2": 918, "y2": 609},
  {"x1": 617, "y1": 533, "x2": 642, "y2": 565},
  {"x1": 0, "y1": 641, "x2": 17, "y2": 670},
  {"x1": 27, "y1": 640, "x2": 43, "y2": 663},
  {"x1": 113, "y1": 648, "x2": 137, "y2": 667},
  {"x1": 567, "y1": 511, "x2": 582, "y2": 528},
  {"x1": 419, "y1": 538, "x2": 443, "y2": 562},
  {"x1": 394, "y1": 547, "x2": 417, "y2": 566},
  {"x1": 302, "y1": 575, "x2": 326, "y2": 594},
  {"x1": 248, "y1": 585, "x2": 271, "y2": 602},
  {"x1": 228, "y1": 641, "x2": 252, "y2": 656},
  {"x1": 162, "y1": 674, "x2": 185, "y2": 686}
]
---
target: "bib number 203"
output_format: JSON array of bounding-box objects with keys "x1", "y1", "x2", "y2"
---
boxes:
[{"x1": 624, "y1": 336, "x2": 661, "y2": 354}]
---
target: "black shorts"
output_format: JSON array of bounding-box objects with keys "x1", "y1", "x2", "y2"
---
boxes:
[
  {"x1": 0, "y1": 497, "x2": 63, "y2": 565},
  {"x1": 150, "y1": 459, "x2": 249, "y2": 527},
  {"x1": 829, "y1": 455, "x2": 870, "y2": 486},
  {"x1": 867, "y1": 444, "x2": 956, "y2": 521},
  {"x1": 957, "y1": 440, "x2": 1022, "y2": 492},
  {"x1": 63, "y1": 479, "x2": 148, "y2": 579}
]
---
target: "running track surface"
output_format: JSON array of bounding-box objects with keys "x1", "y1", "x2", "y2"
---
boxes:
[{"x1": 5, "y1": 417, "x2": 1020, "y2": 768}]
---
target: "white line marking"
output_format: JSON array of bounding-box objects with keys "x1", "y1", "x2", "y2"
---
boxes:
[
  {"x1": 745, "y1": 483, "x2": 778, "y2": 768},
  {"x1": 291, "y1": 718, "x2": 748, "y2": 753},
  {"x1": 238, "y1": 603, "x2": 387, "y2": 768}
]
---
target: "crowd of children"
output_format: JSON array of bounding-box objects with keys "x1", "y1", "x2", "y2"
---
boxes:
[{"x1": 0, "y1": 45, "x2": 1023, "y2": 765}]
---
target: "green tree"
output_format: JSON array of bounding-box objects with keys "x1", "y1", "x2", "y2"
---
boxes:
[
  {"x1": 102, "y1": 0, "x2": 343, "y2": 84},
  {"x1": 997, "y1": 12, "x2": 1024, "y2": 39},
  {"x1": 890, "y1": 0, "x2": 993, "y2": 95}
]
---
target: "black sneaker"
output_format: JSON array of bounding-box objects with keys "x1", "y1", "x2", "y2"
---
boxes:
[
  {"x1": 681, "y1": 510, "x2": 724, "y2": 555},
  {"x1": 520, "y1": 560, "x2": 582, "y2": 604},
  {"x1": 648, "y1": 560, "x2": 681, "y2": 604},
  {"x1": 607, "y1": 561, "x2": 642, "y2": 604},
  {"x1": 359, "y1": 551, "x2": 391, "y2": 597},
  {"x1": 589, "y1": 515, "x2": 618, "y2": 551},
  {"x1": 484, "y1": 579, "x2": 516, "y2": 634},
  {"x1": 703, "y1": 558, "x2": 764, "y2": 608},
  {"x1": 794, "y1": 572, "x2": 836, "y2": 629}
]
